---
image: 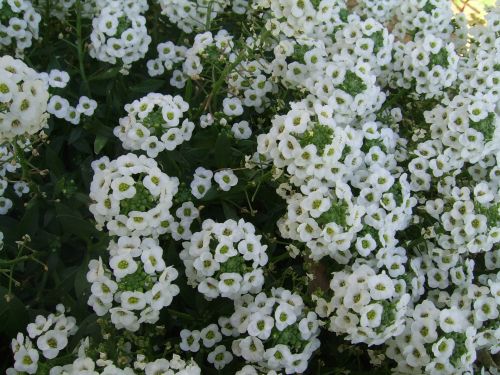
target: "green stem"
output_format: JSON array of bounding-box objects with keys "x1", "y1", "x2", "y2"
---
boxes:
[
  {"x1": 76, "y1": 0, "x2": 91, "y2": 96},
  {"x1": 196, "y1": 51, "x2": 247, "y2": 118},
  {"x1": 167, "y1": 308, "x2": 196, "y2": 320},
  {"x1": 13, "y1": 139, "x2": 29, "y2": 181}
]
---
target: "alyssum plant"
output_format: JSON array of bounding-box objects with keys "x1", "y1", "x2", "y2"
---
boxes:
[{"x1": 1, "y1": 0, "x2": 499, "y2": 374}]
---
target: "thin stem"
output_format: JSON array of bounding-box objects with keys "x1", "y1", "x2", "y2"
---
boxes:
[{"x1": 75, "y1": 0, "x2": 91, "y2": 96}]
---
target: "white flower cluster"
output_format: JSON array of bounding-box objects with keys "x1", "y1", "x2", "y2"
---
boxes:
[
  {"x1": 252, "y1": 0, "x2": 346, "y2": 38},
  {"x1": 0, "y1": 0, "x2": 40, "y2": 55},
  {"x1": 147, "y1": 40, "x2": 186, "y2": 77},
  {"x1": 236, "y1": 366, "x2": 282, "y2": 375},
  {"x1": 87, "y1": 238, "x2": 180, "y2": 332},
  {"x1": 190, "y1": 167, "x2": 240, "y2": 199},
  {"x1": 271, "y1": 40, "x2": 385, "y2": 126},
  {"x1": 157, "y1": 0, "x2": 230, "y2": 33},
  {"x1": 258, "y1": 104, "x2": 414, "y2": 262},
  {"x1": 226, "y1": 56, "x2": 275, "y2": 113},
  {"x1": 114, "y1": 93, "x2": 194, "y2": 157},
  {"x1": 316, "y1": 264, "x2": 411, "y2": 346},
  {"x1": 48, "y1": 351, "x2": 201, "y2": 375},
  {"x1": 250, "y1": 2, "x2": 500, "y2": 373},
  {"x1": 0, "y1": 140, "x2": 31, "y2": 215},
  {"x1": 325, "y1": 13, "x2": 394, "y2": 75},
  {"x1": 0, "y1": 169, "x2": 14, "y2": 215},
  {"x1": 352, "y1": 0, "x2": 400, "y2": 23},
  {"x1": 89, "y1": 0, "x2": 151, "y2": 71},
  {"x1": 392, "y1": 0, "x2": 465, "y2": 44},
  {"x1": 48, "y1": 95, "x2": 97, "y2": 125},
  {"x1": 8, "y1": 305, "x2": 77, "y2": 374},
  {"x1": 385, "y1": 276, "x2": 500, "y2": 374},
  {"x1": 172, "y1": 30, "x2": 234, "y2": 87},
  {"x1": 0, "y1": 55, "x2": 50, "y2": 142},
  {"x1": 181, "y1": 289, "x2": 321, "y2": 373},
  {"x1": 180, "y1": 218, "x2": 268, "y2": 299},
  {"x1": 387, "y1": 35, "x2": 459, "y2": 96},
  {"x1": 89, "y1": 153, "x2": 179, "y2": 237}
]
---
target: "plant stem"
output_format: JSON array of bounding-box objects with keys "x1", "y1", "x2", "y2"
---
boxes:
[{"x1": 75, "y1": 0, "x2": 91, "y2": 96}]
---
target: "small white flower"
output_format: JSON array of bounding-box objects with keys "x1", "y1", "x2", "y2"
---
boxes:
[
  {"x1": 180, "y1": 329, "x2": 201, "y2": 352},
  {"x1": 367, "y1": 273, "x2": 395, "y2": 300},
  {"x1": 274, "y1": 303, "x2": 297, "y2": 331},
  {"x1": 207, "y1": 345, "x2": 233, "y2": 370},
  {"x1": 14, "y1": 346, "x2": 39, "y2": 374},
  {"x1": 200, "y1": 324, "x2": 222, "y2": 348},
  {"x1": 359, "y1": 303, "x2": 383, "y2": 328},
  {"x1": 36, "y1": 330, "x2": 68, "y2": 359},
  {"x1": 214, "y1": 169, "x2": 238, "y2": 191},
  {"x1": 120, "y1": 291, "x2": 147, "y2": 311}
]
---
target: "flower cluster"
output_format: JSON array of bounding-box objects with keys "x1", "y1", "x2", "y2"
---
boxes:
[
  {"x1": 181, "y1": 289, "x2": 321, "y2": 373},
  {"x1": 387, "y1": 35, "x2": 459, "y2": 96},
  {"x1": 157, "y1": 0, "x2": 230, "y2": 33},
  {"x1": 0, "y1": 55, "x2": 50, "y2": 141},
  {"x1": 5, "y1": 0, "x2": 500, "y2": 374},
  {"x1": 180, "y1": 218, "x2": 268, "y2": 299},
  {"x1": 392, "y1": 0, "x2": 466, "y2": 44},
  {"x1": 271, "y1": 42, "x2": 385, "y2": 126},
  {"x1": 8, "y1": 305, "x2": 77, "y2": 374},
  {"x1": 48, "y1": 95, "x2": 97, "y2": 125},
  {"x1": 252, "y1": 0, "x2": 346, "y2": 38},
  {"x1": 45, "y1": 350, "x2": 201, "y2": 375},
  {"x1": 258, "y1": 105, "x2": 414, "y2": 262},
  {"x1": 0, "y1": 0, "x2": 40, "y2": 55},
  {"x1": 316, "y1": 264, "x2": 411, "y2": 346},
  {"x1": 87, "y1": 237, "x2": 180, "y2": 331},
  {"x1": 146, "y1": 40, "x2": 186, "y2": 77},
  {"x1": 89, "y1": 153, "x2": 179, "y2": 237},
  {"x1": 89, "y1": 0, "x2": 151, "y2": 71},
  {"x1": 174, "y1": 30, "x2": 234, "y2": 87},
  {"x1": 114, "y1": 93, "x2": 194, "y2": 156}
]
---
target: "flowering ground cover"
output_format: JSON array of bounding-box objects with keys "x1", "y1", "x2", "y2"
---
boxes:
[{"x1": 0, "y1": 0, "x2": 499, "y2": 374}]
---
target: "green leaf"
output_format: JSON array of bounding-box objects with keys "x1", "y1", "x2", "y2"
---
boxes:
[
  {"x1": 130, "y1": 79, "x2": 165, "y2": 94},
  {"x1": 222, "y1": 200, "x2": 238, "y2": 220},
  {"x1": 214, "y1": 133, "x2": 231, "y2": 167},
  {"x1": 0, "y1": 287, "x2": 29, "y2": 336},
  {"x1": 55, "y1": 203, "x2": 98, "y2": 241},
  {"x1": 94, "y1": 134, "x2": 108, "y2": 154},
  {"x1": 89, "y1": 67, "x2": 121, "y2": 81}
]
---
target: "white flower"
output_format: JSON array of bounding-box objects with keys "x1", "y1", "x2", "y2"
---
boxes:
[
  {"x1": 274, "y1": 303, "x2": 297, "y2": 331},
  {"x1": 180, "y1": 329, "x2": 201, "y2": 352},
  {"x1": 219, "y1": 273, "x2": 243, "y2": 297},
  {"x1": 200, "y1": 324, "x2": 222, "y2": 348},
  {"x1": 14, "y1": 346, "x2": 39, "y2": 374},
  {"x1": 109, "y1": 254, "x2": 138, "y2": 279},
  {"x1": 231, "y1": 120, "x2": 252, "y2": 139},
  {"x1": 247, "y1": 312, "x2": 274, "y2": 340},
  {"x1": 431, "y1": 337, "x2": 455, "y2": 359},
  {"x1": 48, "y1": 69, "x2": 70, "y2": 88},
  {"x1": 141, "y1": 245, "x2": 165, "y2": 274},
  {"x1": 359, "y1": 303, "x2": 383, "y2": 328},
  {"x1": 214, "y1": 169, "x2": 238, "y2": 191},
  {"x1": 207, "y1": 345, "x2": 233, "y2": 370},
  {"x1": 120, "y1": 291, "x2": 147, "y2": 311},
  {"x1": 76, "y1": 96, "x2": 98, "y2": 116},
  {"x1": 47, "y1": 95, "x2": 69, "y2": 118},
  {"x1": 439, "y1": 307, "x2": 466, "y2": 333},
  {"x1": 474, "y1": 296, "x2": 499, "y2": 322},
  {"x1": 223, "y1": 97, "x2": 244, "y2": 116},
  {"x1": 367, "y1": 274, "x2": 395, "y2": 300},
  {"x1": 36, "y1": 330, "x2": 68, "y2": 359}
]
